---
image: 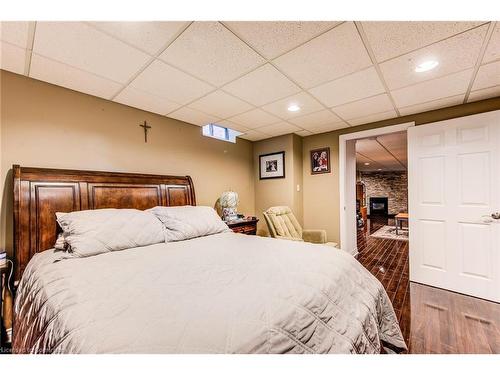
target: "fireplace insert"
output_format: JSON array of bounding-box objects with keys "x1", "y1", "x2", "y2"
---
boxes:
[{"x1": 369, "y1": 197, "x2": 388, "y2": 216}]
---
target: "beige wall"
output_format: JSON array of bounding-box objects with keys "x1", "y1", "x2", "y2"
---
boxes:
[
  {"x1": 0, "y1": 71, "x2": 255, "y2": 256},
  {"x1": 253, "y1": 134, "x2": 303, "y2": 236},
  {"x1": 302, "y1": 96, "x2": 500, "y2": 246}
]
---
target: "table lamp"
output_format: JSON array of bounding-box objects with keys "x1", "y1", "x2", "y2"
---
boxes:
[{"x1": 220, "y1": 190, "x2": 239, "y2": 222}]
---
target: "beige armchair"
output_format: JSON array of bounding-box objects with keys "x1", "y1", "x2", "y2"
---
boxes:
[{"x1": 263, "y1": 206, "x2": 338, "y2": 248}]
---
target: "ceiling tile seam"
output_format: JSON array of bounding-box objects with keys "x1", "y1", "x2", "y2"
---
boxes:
[
  {"x1": 463, "y1": 22, "x2": 497, "y2": 103},
  {"x1": 398, "y1": 93, "x2": 467, "y2": 112},
  {"x1": 24, "y1": 21, "x2": 36, "y2": 76},
  {"x1": 355, "y1": 151, "x2": 388, "y2": 169},
  {"x1": 372, "y1": 21, "x2": 491, "y2": 65},
  {"x1": 83, "y1": 21, "x2": 193, "y2": 58},
  {"x1": 375, "y1": 139, "x2": 407, "y2": 170},
  {"x1": 354, "y1": 21, "x2": 401, "y2": 117},
  {"x1": 220, "y1": 21, "x2": 346, "y2": 62},
  {"x1": 109, "y1": 21, "x2": 197, "y2": 100},
  {"x1": 345, "y1": 107, "x2": 398, "y2": 123},
  {"x1": 330, "y1": 91, "x2": 394, "y2": 112},
  {"x1": 217, "y1": 21, "x2": 338, "y2": 133},
  {"x1": 27, "y1": 51, "x2": 125, "y2": 86},
  {"x1": 384, "y1": 65, "x2": 477, "y2": 94}
]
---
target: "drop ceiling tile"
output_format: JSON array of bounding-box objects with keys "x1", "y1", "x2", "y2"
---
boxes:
[
  {"x1": 224, "y1": 21, "x2": 340, "y2": 59},
  {"x1": 483, "y1": 23, "x2": 500, "y2": 63},
  {"x1": 114, "y1": 86, "x2": 182, "y2": 115},
  {"x1": 362, "y1": 21, "x2": 483, "y2": 62},
  {"x1": 228, "y1": 108, "x2": 281, "y2": 129},
  {"x1": 347, "y1": 110, "x2": 397, "y2": 126},
  {"x1": 0, "y1": 41, "x2": 26, "y2": 74},
  {"x1": 468, "y1": 86, "x2": 500, "y2": 102},
  {"x1": 261, "y1": 91, "x2": 324, "y2": 119},
  {"x1": 30, "y1": 54, "x2": 122, "y2": 99},
  {"x1": 129, "y1": 60, "x2": 214, "y2": 105},
  {"x1": 239, "y1": 130, "x2": 269, "y2": 141},
  {"x1": 159, "y1": 22, "x2": 265, "y2": 86},
  {"x1": 398, "y1": 94, "x2": 464, "y2": 116},
  {"x1": 308, "y1": 122, "x2": 349, "y2": 134},
  {"x1": 380, "y1": 25, "x2": 487, "y2": 90},
  {"x1": 167, "y1": 106, "x2": 221, "y2": 127},
  {"x1": 273, "y1": 22, "x2": 372, "y2": 88},
  {"x1": 309, "y1": 67, "x2": 385, "y2": 107},
  {"x1": 188, "y1": 90, "x2": 253, "y2": 119},
  {"x1": 472, "y1": 61, "x2": 500, "y2": 90},
  {"x1": 87, "y1": 21, "x2": 189, "y2": 55},
  {"x1": 33, "y1": 22, "x2": 150, "y2": 83},
  {"x1": 255, "y1": 122, "x2": 301, "y2": 137},
  {"x1": 0, "y1": 21, "x2": 30, "y2": 48},
  {"x1": 332, "y1": 94, "x2": 394, "y2": 120},
  {"x1": 391, "y1": 69, "x2": 472, "y2": 107},
  {"x1": 222, "y1": 64, "x2": 301, "y2": 106},
  {"x1": 288, "y1": 109, "x2": 342, "y2": 128},
  {"x1": 295, "y1": 130, "x2": 313, "y2": 137},
  {"x1": 216, "y1": 120, "x2": 250, "y2": 133}
]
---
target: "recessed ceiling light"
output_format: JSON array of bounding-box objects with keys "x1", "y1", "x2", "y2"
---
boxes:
[
  {"x1": 415, "y1": 60, "x2": 439, "y2": 73},
  {"x1": 377, "y1": 168, "x2": 382, "y2": 171},
  {"x1": 364, "y1": 162, "x2": 370, "y2": 166},
  {"x1": 287, "y1": 104, "x2": 301, "y2": 112}
]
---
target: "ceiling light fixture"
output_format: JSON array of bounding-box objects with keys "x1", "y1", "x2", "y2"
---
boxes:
[
  {"x1": 364, "y1": 162, "x2": 370, "y2": 166},
  {"x1": 287, "y1": 104, "x2": 301, "y2": 112},
  {"x1": 377, "y1": 168, "x2": 382, "y2": 171},
  {"x1": 415, "y1": 60, "x2": 439, "y2": 73}
]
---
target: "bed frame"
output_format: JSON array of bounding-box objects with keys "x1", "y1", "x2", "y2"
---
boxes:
[{"x1": 12, "y1": 165, "x2": 196, "y2": 282}]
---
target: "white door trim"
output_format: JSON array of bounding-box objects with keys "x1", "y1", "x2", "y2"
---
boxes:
[{"x1": 339, "y1": 122, "x2": 415, "y2": 255}]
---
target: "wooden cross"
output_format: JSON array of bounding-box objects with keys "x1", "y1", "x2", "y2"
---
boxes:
[{"x1": 139, "y1": 121, "x2": 151, "y2": 143}]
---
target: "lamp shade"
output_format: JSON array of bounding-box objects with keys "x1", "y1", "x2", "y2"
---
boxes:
[{"x1": 220, "y1": 191, "x2": 239, "y2": 208}]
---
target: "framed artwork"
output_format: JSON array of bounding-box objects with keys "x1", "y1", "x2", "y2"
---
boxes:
[
  {"x1": 259, "y1": 151, "x2": 285, "y2": 180},
  {"x1": 310, "y1": 147, "x2": 331, "y2": 174}
]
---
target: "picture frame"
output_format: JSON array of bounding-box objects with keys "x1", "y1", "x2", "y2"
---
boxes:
[
  {"x1": 310, "y1": 147, "x2": 331, "y2": 174},
  {"x1": 259, "y1": 151, "x2": 285, "y2": 180}
]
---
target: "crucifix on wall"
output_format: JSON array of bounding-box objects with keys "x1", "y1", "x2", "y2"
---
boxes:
[{"x1": 139, "y1": 120, "x2": 151, "y2": 143}]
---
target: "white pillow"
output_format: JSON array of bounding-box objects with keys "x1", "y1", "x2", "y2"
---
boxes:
[
  {"x1": 147, "y1": 205, "x2": 231, "y2": 242},
  {"x1": 56, "y1": 208, "x2": 165, "y2": 257}
]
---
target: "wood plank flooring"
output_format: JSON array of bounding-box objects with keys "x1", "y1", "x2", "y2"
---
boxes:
[{"x1": 357, "y1": 217, "x2": 500, "y2": 354}]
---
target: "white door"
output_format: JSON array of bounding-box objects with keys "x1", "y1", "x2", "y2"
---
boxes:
[{"x1": 408, "y1": 110, "x2": 500, "y2": 302}]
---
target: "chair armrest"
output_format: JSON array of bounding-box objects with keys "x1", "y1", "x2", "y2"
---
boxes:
[
  {"x1": 275, "y1": 235, "x2": 304, "y2": 242},
  {"x1": 302, "y1": 229, "x2": 327, "y2": 244}
]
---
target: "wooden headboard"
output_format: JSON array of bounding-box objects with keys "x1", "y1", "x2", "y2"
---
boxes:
[{"x1": 12, "y1": 165, "x2": 196, "y2": 281}]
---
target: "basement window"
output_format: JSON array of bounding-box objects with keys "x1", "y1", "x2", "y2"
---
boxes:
[{"x1": 202, "y1": 124, "x2": 242, "y2": 143}]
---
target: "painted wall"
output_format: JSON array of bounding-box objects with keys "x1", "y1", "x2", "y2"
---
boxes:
[
  {"x1": 253, "y1": 134, "x2": 303, "y2": 236},
  {"x1": 0, "y1": 71, "x2": 255, "y2": 256},
  {"x1": 302, "y1": 97, "x2": 500, "y2": 245}
]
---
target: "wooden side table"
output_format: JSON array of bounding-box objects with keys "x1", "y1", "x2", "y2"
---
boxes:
[
  {"x1": 395, "y1": 213, "x2": 409, "y2": 235},
  {"x1": 226, "y1": 217, "x2": 259, "y2": 235},
  {"x1": 1, "y1": 260, "x2": 12, "y2": 351}
]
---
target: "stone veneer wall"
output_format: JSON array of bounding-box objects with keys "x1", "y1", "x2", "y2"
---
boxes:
[{"x1": 359, "y1": 171, "x2": 408, "y2": 215}]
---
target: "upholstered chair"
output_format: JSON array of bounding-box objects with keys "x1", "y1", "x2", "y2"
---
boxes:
[{"x1": 263, "y1": 206, "x2": 338, "y2": 248}]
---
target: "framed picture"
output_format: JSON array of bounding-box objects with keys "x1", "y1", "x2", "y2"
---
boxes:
[
  {"x1": 259, "y1": 151, "x2": 285, "y2": 179},
  {"x1": 310, "y1": 147, "x2": 331, "y2": 174}
]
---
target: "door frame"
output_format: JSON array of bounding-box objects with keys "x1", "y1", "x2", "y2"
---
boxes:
[{"x1": 339, "y1": 122, "x2": 415, "y2": 255}]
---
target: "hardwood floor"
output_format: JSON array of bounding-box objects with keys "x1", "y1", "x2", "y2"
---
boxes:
[{"x1": 357, "y1": 217, "x2": 500, "y2": 354}]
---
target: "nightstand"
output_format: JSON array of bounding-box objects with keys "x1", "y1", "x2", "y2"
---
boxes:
[{"x1": 226, "y1": 217, "x2": 259, "y2": 235}]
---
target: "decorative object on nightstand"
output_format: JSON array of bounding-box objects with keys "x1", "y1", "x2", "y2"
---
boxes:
[
  {"x1": 220, "y1": 190, "x2": 239, "y2": 222},
  {"x1": 226, "y1": 217, "x2": 259, "y2": 235},
  {"x1": 1, "y1": 254, "x2": 13, "y2": 350}
]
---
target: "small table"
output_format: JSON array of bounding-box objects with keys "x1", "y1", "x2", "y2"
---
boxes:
[
  {"x1": 226, "y1": 217, "x2": 259, "y2": 235},
  {"x1": 1, "y1": 260, "x2": 12, "y2": 350},
  {"x1": 395, "y1": 213, "x2": 409, "y2": 235}
]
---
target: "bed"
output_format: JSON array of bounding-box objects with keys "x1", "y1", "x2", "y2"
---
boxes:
[{"x1": 11, "y1": 165, "x2": 406, "y2": 354}]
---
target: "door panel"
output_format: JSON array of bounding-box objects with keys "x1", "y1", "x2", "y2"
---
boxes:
[{"x1": 409, "y1": 110, "x2": 500, "y2": 302}]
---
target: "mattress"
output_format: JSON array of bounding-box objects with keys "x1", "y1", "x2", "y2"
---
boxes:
[{"x1": 13, "y1": 232, "x2": 406, "y2": 353}]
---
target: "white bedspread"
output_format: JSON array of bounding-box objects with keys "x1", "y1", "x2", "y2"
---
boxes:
[{"x1": 14, "y1": 233, "x2": 406, "y2": 353}]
